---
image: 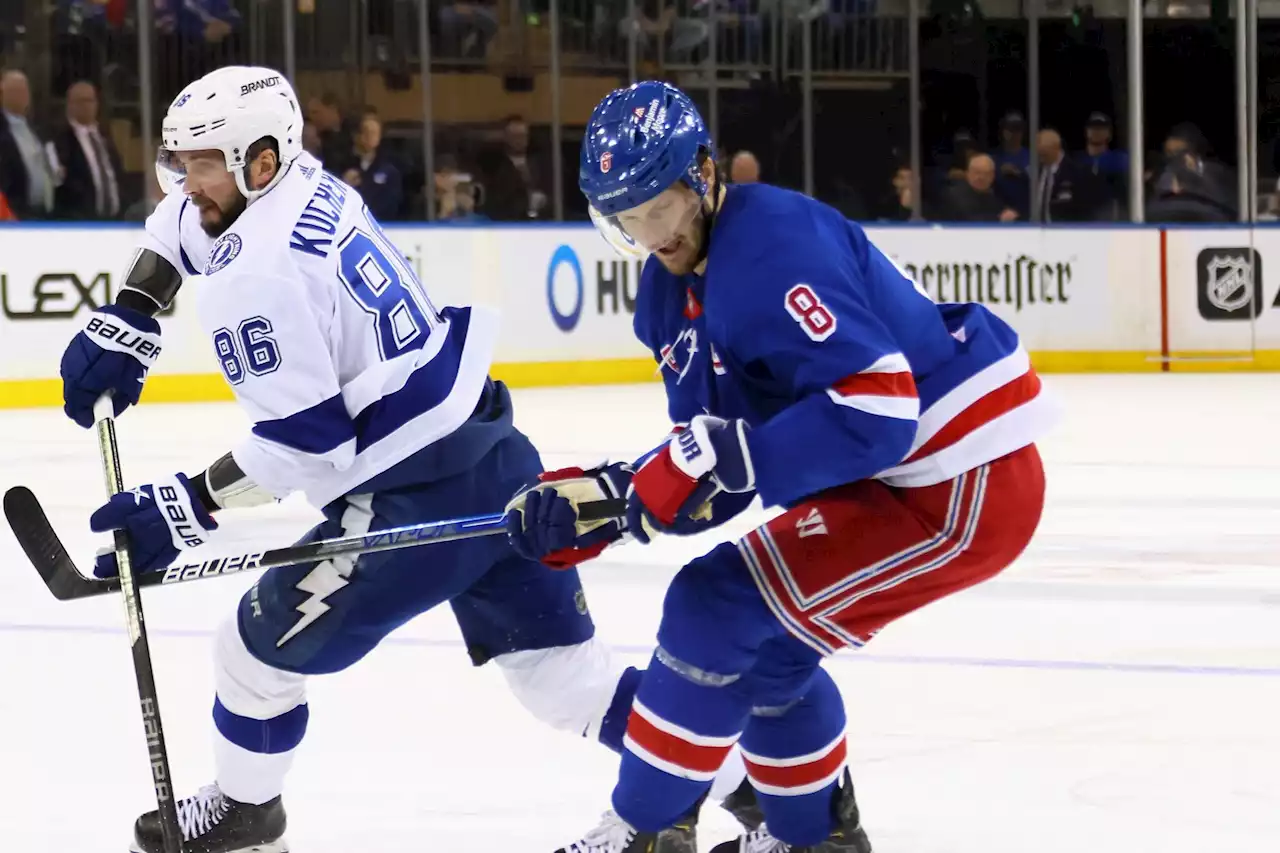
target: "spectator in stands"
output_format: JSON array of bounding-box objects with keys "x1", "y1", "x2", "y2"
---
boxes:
[
  {"x1": 944, "y1": 153, "x2": 1018, "y2": 222},
  {"x1": 1078, "y1": 112, "x2": 1128, "y2": 219},
  {"x1": 1035, "y1": 128, "x2": 1102, "y2": 222},
  {"x1": 729, "y1": 150, "x2": 761, "y2": 183},
  {"x1": 946, "y1": 129, "x2": 979, "y2": 184},
  {"x1": 0, "y1": 70, "x2": 56, "y2": 219},
  {"x1": 620, "y1": 1, "x2": 709, "y2": 63},
  {"x1": 51, "y1": 80, "x2": 123, "y2": 220},
  {"x1": 992, "y1": 110, "x2": 1030, "y2": 217},
  {"x1": 435, "y1": 156, "x2": 488, "y2": 222},
  {"x1": 482, "y1": 114, "x2": 548, "y2": 221},
  {"x1": 875, "y1": 164, "x2": 915, "y2": 221},
  {"x1": 1146, "y1": 124, "x2": 1235, "y2": 222},
  {"x1": 301, "y1": 122, "x2": 323, "y2": 160},
  {"x1": 307, "y1": 93, "x2": 353, "y2": 173},
  {"x1": 438, "y1": 1, "x2": 500, "y2": 60},
  {"x1": 340, "y1": 110, "x2": 404, "y2": 221},
  {"x1": 53, "y1": 0, "x2": 127, "y2": 96}
]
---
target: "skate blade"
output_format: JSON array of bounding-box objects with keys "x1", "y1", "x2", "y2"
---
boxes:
[{"x1": 128, "y1": 840, "x2": 288, "y2": 853}]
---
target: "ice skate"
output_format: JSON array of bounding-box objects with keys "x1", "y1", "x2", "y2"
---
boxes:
[
  {"x1": 709, "y1": 771, "x2": 871, "y2": 853},
  {"x1": 554, "y1": 806, "x2": 698, "y2": 853},
  {"x1": 129, "y1": 783, "x2": 287, "y2": 853}
]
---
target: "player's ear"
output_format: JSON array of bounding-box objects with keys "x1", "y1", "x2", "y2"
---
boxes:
[
  {"x1": 701, "y1": 153, "x2": 716, "y2": 186},
  {"x1": 252, "y1": 147, "x2": 279, "y2": 190}
]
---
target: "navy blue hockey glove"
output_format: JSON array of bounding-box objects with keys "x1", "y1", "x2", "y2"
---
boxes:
[
  {"x1": 629, "y1": 415, "x2": 756, "y2": 543},
  {"x1": 60, "y1": 304, "x2": 163, "y2": 429},
  {"x1": 505, "y1": 463, "x2": 632, "y2": 569},
  {"x1": 89, "y1": 473, "x2": 218, "y2": 577}
]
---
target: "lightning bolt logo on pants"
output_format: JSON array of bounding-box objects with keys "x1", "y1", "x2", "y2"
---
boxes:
[{"x1": 276, "y1": 558, "x2": 353, "y2": 648}]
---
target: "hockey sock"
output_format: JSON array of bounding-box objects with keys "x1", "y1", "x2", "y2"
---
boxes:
[
  {"x1": 739, "y1": 666, "x2": 848, "y2": 846},
  {"x1": 212, "y1": 698, "x2": 309, "y2": 805},
  {"x1": 597, "y1": 665, "x2": 643, "y2": 752},
  {"x1": 612, "y1": 650, "x2": 752, "y2": 832}
]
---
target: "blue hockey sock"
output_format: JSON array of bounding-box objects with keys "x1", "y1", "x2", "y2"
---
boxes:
[
  {"x1": 212, "y1": 697, "x2": 309, "y2": 805},
  {"x1": 739, "y1": 667, "x2": 848, "y2": 846},
  {"x1": 612, "y1": 651, "x2": 751, "y2": 832}
]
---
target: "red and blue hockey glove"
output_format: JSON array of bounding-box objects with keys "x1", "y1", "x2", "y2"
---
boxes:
[
  {"x1": 628, "y1": 415, "x2": 756, "y2": 543},
  {"x1": 60, "y1": 305, "x2": 163, "y2": 429},
  {"x1": 89, "y1": 473, "x2": 218, "y2": 577},
  {"x1": 505, "y1": 463, "x2": 632, "y2": 569}
]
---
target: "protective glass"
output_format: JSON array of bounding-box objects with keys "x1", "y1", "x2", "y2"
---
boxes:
[
  {"x1": 156, "y1": 147, "x2": 228, "y2": 195},
  {"x1": 607, "y1": 187, "x2": 702, "y2": 253}
]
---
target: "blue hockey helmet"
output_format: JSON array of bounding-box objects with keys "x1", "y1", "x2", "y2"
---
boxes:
[{"x1": 579, "y1": 81, "x2": 714, "y2": 255}]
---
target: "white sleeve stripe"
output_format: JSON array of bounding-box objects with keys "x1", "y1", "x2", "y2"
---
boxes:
[
  {"x1": 859, "y1": 352, "x2": 911, "y2": 374},
  {"x1": 826, "y1": 389, "x2": 920, "y2": 421}
]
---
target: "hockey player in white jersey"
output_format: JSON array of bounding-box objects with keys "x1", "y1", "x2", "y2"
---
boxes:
[{"x1": 56, "y1": 66, "x2": 751, "y2": 852}]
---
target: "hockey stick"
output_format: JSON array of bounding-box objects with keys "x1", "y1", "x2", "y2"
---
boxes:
[
  {"x1": 91, "y1": 396, "x2": 185, "y2": 853},
  {"x1": 4, "y1": 482, "x2": 626, "y2": 603}
]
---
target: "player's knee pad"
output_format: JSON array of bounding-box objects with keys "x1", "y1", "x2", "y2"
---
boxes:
[
  {"x1": 214, "y1": 612, "x2": 307, "y2": 720},
  {"x1": 657, "y1": 542, "x2": 777, "y2": 676},
  {"x1": 493, "y1": 636, "x2": 624, "y2": 739}
]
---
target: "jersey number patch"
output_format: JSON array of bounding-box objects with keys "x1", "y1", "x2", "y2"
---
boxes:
[
  {"x1": 338, "y1": 229, "x2": 432, "y2": 361},
  {"x1": 214, "y1": 317, "x2": 281, "y2": 385},
  {"x1": 785, "y1": 284, "x2": 837, "y2": 342}
]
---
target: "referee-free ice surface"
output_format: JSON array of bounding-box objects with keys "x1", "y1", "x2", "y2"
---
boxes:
[{"x1": 1, "y1": 374, "x2": 1277, "y2": 851}]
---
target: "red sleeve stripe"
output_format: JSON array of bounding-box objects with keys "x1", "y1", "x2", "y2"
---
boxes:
[
  {"x1": 827, "y1": 353, "x2": 919, "y2": 420},
  {"x1": 742, "y1": 735, "x2": 849, "y2": 797},
  {"x1": 622, "y1": 701, "x2": 739, "y2": 781},
  {"x1": 904, "y1": 368, "x2": 1042, "y2": 463}
]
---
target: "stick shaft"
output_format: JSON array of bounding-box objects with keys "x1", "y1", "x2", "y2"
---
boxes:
[{"x1": 94, "y1": 398, "x2": 184, "y2": 853}]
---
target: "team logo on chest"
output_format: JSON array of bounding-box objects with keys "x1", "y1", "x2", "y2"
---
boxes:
[
  {"x1": 658, "y1": 327, "x2": 700, "y2": 384},
  {"x1": 205, "y1": 233, "x2": 243, "y2": 275}
]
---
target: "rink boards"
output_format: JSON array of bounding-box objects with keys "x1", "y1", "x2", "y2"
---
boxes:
[{"x1": 1, "y1": 223, "x2": 1278, "y2": 407}]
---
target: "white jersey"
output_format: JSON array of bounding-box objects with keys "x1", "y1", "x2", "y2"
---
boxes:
[{"x1": 138, "y1": 152, "x2": 497, "y2": 508}]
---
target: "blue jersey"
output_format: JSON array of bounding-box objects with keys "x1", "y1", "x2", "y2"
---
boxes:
[{"x1": 634, "y1": 183, "x2": 1054, "y2": 508}]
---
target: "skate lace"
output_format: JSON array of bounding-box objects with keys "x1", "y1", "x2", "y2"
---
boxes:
[
  {"x1": 563, "y1": 810, "x2": 637, "y2": 853},
  {"x1": 739, "y1": 825, "x2": 792, "y2": 853},
  {"x1": 176, "y1": 784, "x2": 230, "y2": 840}
]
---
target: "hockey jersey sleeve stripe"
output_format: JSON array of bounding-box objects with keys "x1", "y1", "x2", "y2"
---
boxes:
[
  {"x1": 350, "y1": 309, "x2": 471, "y2": 454},
  {"x1": 826, "y1": 365, "x2": 919, "y2": 421},
  {"x1": 903, "y1": 368, "x2": 1042, "y2": 464},
  {"x1": 252, "y1": 393, "x2": 356, "y2": 456}
]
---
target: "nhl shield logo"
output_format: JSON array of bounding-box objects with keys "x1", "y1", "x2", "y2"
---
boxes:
[
  {"x1": 1197, "y1": 247, "x2": 1263, "y2": 320},
  {"x1": 600, "y1": 151, "x2": 613, "y2": 173}
]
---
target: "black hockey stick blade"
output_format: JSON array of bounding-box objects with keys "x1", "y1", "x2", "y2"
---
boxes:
[{"x1": 3, "y1": 486, "x2": 121, "y2": 600}]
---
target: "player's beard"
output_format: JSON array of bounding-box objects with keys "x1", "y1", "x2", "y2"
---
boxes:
[{"x1": 197, "y1": 193, "x2": 248, "y2": 237}]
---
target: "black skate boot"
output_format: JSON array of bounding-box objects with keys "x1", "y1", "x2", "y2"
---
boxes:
[
  {"x1": 708, "y1": 770, "x2": 872, "y2": 853},
  {"x1": 129, "y1": 783, "x2": 287, "y2": 853},
  {"x1": 554, "y1": 801, "x2": 699, "y2": 853}
]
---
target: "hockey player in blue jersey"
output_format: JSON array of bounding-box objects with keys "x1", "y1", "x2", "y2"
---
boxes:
[
  {"x1": 505, "y1": 81, "x2": 1058, "y2": 852},
  {"x1": 55, "y1": 68, "x2": 754, "y2": 853}
]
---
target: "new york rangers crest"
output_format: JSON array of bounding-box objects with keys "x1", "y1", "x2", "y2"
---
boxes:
[{"x1": 600, "y1": 151, "x2": 613, "y2": 173}]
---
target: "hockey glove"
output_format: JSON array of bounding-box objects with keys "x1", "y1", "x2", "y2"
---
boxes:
[
  {"x1": 90, "y1": 473, "x2": 218, "y2": 577},
  {"x1": 629, "y1": 415, "x2": 755, "y2": 543},
  {"x1": 60, "y1": 305, "x2": 163, "y2": 429},
  {"x1": 505, "y1": 463, "x2": 632, "y2": 569}
]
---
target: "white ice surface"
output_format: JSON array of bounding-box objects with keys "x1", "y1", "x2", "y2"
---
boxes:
[{"x1": 2, "y1": 374, "x2": 1279, "y2": 851}]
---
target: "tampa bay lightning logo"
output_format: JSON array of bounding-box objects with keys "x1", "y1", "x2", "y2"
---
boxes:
[
  {"x1": 173, "y1": 92, "x2": 192, "y2": 108},
  {"x1": 205, "y1": 233, "x2": 243, "y2": 275}
]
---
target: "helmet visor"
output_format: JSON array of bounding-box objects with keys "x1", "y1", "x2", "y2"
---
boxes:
[
  {"x1": 610, "y1": 188, "x2": 702, "y2": 253},
  {"x1": 155, "y1": 146, "x2": 228, "y2": 195}
]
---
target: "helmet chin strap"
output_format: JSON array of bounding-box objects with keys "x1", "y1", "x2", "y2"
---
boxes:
[
  {"x1": 694, "y1": 169, "x2": 723, "y2": 269},
  {"x1": 235, "y1": 158, "x2": 291, "y2": 203}
]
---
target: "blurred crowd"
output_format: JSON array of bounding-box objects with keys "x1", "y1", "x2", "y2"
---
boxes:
[
  {"x1": 871, "y1": 111, "x2": 1245, "y2": 225},
  {"x1": 0, "y1": 0, "x2": 1272, "y2": 227}
]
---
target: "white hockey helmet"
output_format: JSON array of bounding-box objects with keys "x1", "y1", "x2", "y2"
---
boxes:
[{"x1": 157, "y1": 66, "x2": 303, "y2": 200}]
